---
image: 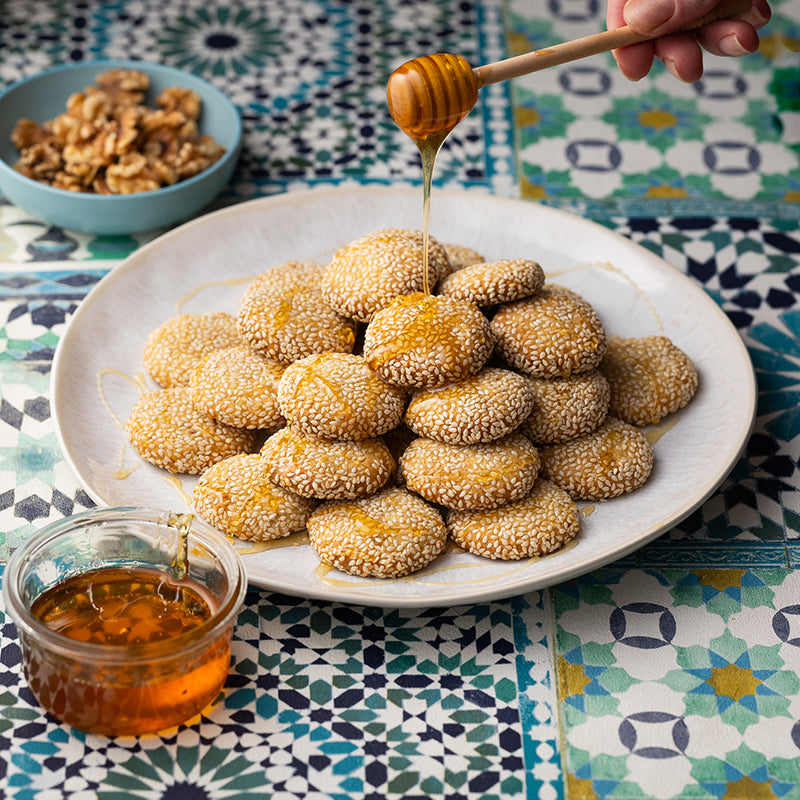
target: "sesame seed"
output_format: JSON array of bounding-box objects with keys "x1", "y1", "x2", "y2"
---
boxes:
[
  {"x1": 600, "y1": 335, "x2": 698, "y2": 426},
  {"x1": 143, "y1": 311, "x2": 241, "y2": 388},
  {"x1": 125, "y1": 387, "x2": 258, "y2": 474},
  {"x1": 193, "y1": 453, "x2": 317, "y2": 541},
  {"x1": 307, "y1": 487, "x2": 447, "y2": 578}
]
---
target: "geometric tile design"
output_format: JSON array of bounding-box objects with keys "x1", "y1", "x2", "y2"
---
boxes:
[
  {"x1": 507, "y1": 0, "x2": 800, "y2": 219},
  {"x1": 0, "y1": 580, "x2": 550, "y2": 799},
  {"x1": 553, "y1": 568, "x2": 800, "y2": 799},
  {"x1": 1, "y1": 1, "x2": 799, "y2": 798}
]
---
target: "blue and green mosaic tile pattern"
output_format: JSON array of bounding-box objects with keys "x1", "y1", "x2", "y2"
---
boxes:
[{"x1": 1, "y1": 0, "x2": 799, "y2": 798}]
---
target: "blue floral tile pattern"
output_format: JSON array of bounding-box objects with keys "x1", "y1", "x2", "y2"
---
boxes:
[
  {"x1": 552, "y1": 568, "x2": 800, "y2": 799},
  {"x1": 0, "y1": 582, "x2": 556, "y2": 800},
  {"x1": 508, "y1": 0, "x2": 800, "y2": 218},
  {"x1": 1, "y1": 1, "x2": 799, "y2": 798}
]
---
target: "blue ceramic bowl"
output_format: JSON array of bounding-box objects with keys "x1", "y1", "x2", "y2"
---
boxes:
[{"x1": 0, "y1": 60, "x2": 242, "y2": 235}]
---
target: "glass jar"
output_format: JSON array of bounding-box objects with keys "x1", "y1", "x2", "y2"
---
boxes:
[{"x1": 2, "y1": 507, "x2": 247, "y2": 736}]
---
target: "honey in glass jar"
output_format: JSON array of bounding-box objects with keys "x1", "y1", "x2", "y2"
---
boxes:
[{"x1": 3, "y1": 509, "x2": 246, "y2": 736}]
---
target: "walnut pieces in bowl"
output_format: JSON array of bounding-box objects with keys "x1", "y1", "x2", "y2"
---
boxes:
[{"x1": 0, "y1": 60, "x2": 241, "y2": 234}]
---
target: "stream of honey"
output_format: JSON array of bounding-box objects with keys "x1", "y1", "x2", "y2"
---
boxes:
[{"x1": 24, "y1": 516, "x2": 230, "y2": 736}]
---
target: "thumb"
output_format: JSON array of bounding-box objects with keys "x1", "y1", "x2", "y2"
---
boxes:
[{"x1": 623, "y1": 0, "x2": 720, "y2": 35}]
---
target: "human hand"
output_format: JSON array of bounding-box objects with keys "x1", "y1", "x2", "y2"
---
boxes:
[{"x1": 608, "y1": 0, "x2": 771, "y2": 82}]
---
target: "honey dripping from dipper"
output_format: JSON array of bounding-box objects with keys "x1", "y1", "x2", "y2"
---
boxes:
[{"x1": 387, "y1": 53, "x2": 478, "y2": 294}]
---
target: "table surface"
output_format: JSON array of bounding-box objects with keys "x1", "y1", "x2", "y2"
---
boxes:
[{"x1": 1, "y1": 1, "x2": 799, "y2": 798}]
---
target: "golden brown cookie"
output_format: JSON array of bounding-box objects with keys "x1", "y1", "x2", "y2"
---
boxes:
[
  {"x1": 321, "y1": 228, "x2": 451, "y2": 322},
  {"x1": 277, "y1": 352, "x2": 406, "y2": 441},
  {"x1": 442, "y1": 242, "x2": 485, "y2": 271},
  {"x1": 519, "y1": 369, "x2": 610, "y2": 444},
  {"x1": 125, "y1": 387, "x2": 257, "y2": 474},
  {"x1": 438, "y1": 259, "x2": 544, "y2": 306},
  {"x1": 600, "y1": 335, "x2": 698, "y2": 426},
  {"x1": 307, "y1": 487, "x2": 447, "y2": 578},
  {"x1": 237, "y1": 260, "x2": 357, "y2": 364},
  {"x1": 261, "y1": 426, "x2": 395, "y2": 500},
  {"x1": 404, "y1": 367, "x2": 535, "y2": 444},
  {"x1": 142, "y1": 312, "x2": 241, "y2": 388},
  {"x1": 399, "y1": 433, "x2": 541, "y2": 510},
  {"x1": 190, "y1": 345, "x2": 285, "y2": 430},
  {"x1": 539, "y1": 416, "x2": 654, "y2": 500},
  {"x1": 363, "y1": 292, "x2": 494, "y2": 389},
  {"x1": 490, "y1": 284, "x2": 606, "y2": 378},
  {"x1": 447, "y1": 478, "x2": 580, "y2": 559},
  {"x1": 192, "y1": 453, "x2": 317, "y2": 542}
]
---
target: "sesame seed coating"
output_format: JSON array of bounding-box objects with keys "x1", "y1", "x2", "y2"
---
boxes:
[
  {"x1": 363, "y1": 293, "x2": 495, "y2": 389},
  {"x1": 539, "y1": 416, "x2": 654, "y2": 500},
  {"x1": 399, "y1": 433, "x2": 541, "y2": 511},
  {"x1": 125, "y1": 387, "x2": 258, "y2": 474},
  {"x1": 278, "y1": 353, "x2": 406, "y2": 441},
  {"x1": 238, "y1": 260, "x2": 357, "y2": 364},
  {"x1": 438, "y1": 259, "x2": 544, "y2": 306},
  {"x1": 192, "y1": 453, "x2": 317, "y2": 542},
  {"x1": 261, "y1": 426, "x2": 395, "y2": 500},
  {"x1": 405, "y1": 367, "x2": 535, "y2": 445},
  {"x1": 190, "y1": 345, "x2": 286, "y2": 429},
  {"x1": 600, "y1": 335, "x2": 699, "y2": 426},
  {"x1": 442, "y1": 242, "x2": 486, "y2": 272},
  {"x1": 490, "y1": 284, "x2": 606, "y2": 378},
  {"x1": 143, "y1": 312, "x2": 241, "y2": 388},
  {"x1": 519, "y1": 369, "x2": 610, "y2": 444},
  {"x1": 447, "y1": 478, "x2": 580, "y2": 560},
  {"x1": 322, "y1": 228, "x2": 452, "y2": 322},
  {"x1": 307, "y1": 486, "x2": 447, "y2": 578}
]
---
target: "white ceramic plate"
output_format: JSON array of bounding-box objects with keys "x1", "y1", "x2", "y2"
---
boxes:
[{"x1": 52, "y1": 186, "x2": 756, "y2": 607}]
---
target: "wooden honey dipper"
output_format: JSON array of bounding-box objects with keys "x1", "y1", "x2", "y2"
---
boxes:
[{"x1": 387, "y1": 0, "x2": 753, "y2": 138}]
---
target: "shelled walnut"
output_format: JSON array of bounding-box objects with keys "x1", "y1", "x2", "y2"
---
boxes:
[{"x1": 10, "y1": 68, "x2": 226, "y2": 195}]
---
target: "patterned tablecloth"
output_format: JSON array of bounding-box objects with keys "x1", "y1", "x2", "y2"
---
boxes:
[{"x1": 1, "y1": 1, "x2": 799, "y2": 798}]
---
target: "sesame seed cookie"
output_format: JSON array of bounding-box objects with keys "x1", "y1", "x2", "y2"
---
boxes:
[
  {"x1": 600, "y1": 335, "x2": 698, "y2": 426},
  {"x1": 143, "y1": 311, "x2": 241, "y2": 388},
  {"x1": 261, "y1": 426, "x2": 395, "y2": 500},
  {"x1": 322, "y1": 228, "x2": 451, "y2": 322},
  {"x1": 399, "y1": 433, "x2": 541, "y2": 511},
  {"x1": 404, "y1": 367, "x2": 535, "y2": 445},
  {"x1": 125, "y1": 387, "x2": 257, "y2": 474},
  {"x1": 238, "y1": 260, "x2": 357, "y2": 364},
  {"x1": 307, "y1": 486, "x2": 447, "y2": 578},
  {"x1": 363, "y1": 292, "x2": 494, "y2": 389},
  {"x1": 490, "y1": 284, "x2": 606, "y2": 378},
  {"x1": 192, "y1": 453, "x2": 317, "y2": 542},
  {"x1": 539, "y1": 416, "x2": 654, "y2": 501},
  {"x1": 190, "y1": 345, "x2": 285, "y2": 430},
  {"x1": 438, "y1": 259, "x2": 544, "y2": 307},
  {"x1": 447, "y1": 478, "x2": 580, "y2": 560},
  {"x1": 442, "y1": 242, "x2": 485, "y2": 271},
  {"x1": 277, "y1": 352, "x2": 406, "y2": 441},
  {"x1": 519, "y1": 369, "x2": 610, "y2": 444}
]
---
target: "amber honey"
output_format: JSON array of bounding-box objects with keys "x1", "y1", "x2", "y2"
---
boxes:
[
  {"x1": 24, "y1": 566, "x2": 231, "y2": 736},
  {"x1": 388, "y1": 54, "x2": 477, "y2": 295}
]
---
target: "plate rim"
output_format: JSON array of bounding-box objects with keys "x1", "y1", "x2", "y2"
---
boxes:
[{"x1": 51, "y1": 185, "x2": 757, "y2": 606}]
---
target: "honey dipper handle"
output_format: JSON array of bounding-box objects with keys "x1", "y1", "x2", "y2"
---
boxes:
[{"x1": 473, "y1": 0, "x2": 752, "y2": 86}]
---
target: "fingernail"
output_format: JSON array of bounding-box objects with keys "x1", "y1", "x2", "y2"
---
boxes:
[
  {"x1": 624, "y1": 0, "x2": 674, "y2": 34},
  {"x1": 661, "y1": 57, "x2": 682, "y2": 80},
  {"x1": 719, "y1": 33, "x2": 751, "y2": 56}
]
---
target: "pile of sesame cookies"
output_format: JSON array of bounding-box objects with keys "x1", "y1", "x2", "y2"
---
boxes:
[{"x1": 126, "y1": 227, "x2": 698, "y2": 580}]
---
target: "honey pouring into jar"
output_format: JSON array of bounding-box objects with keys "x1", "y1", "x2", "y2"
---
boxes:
[
  {"x1": 387, "y1": 0, "x2": 753, "y2": 290},
  {"x1": 3, "y1": 508, "x2": 247, "y2": 736}
]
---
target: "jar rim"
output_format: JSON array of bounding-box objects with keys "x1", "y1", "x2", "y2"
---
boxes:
[{"x1": 2, "y1": 507, "x2": 248, "y2": 664}]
